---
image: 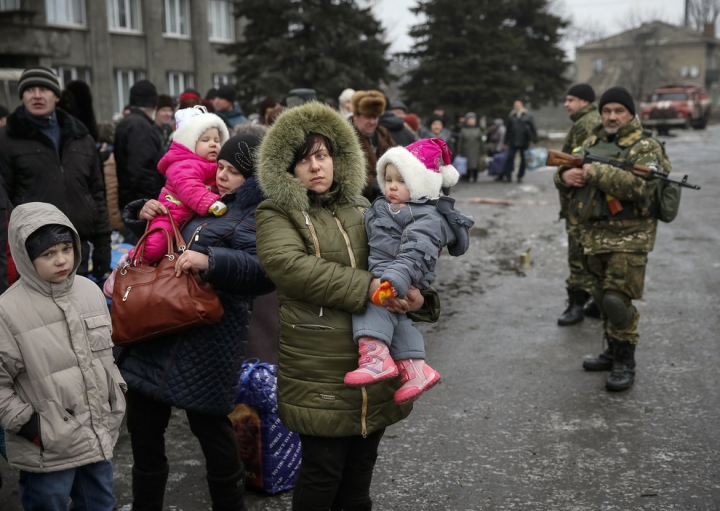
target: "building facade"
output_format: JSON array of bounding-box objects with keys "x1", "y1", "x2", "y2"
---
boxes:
[
  {"x1": 0, "y1": 0, "x2": 240, "y2": 121},
  {"x1": 576, "y1": 21, "x2": 720, "y2": 104}
]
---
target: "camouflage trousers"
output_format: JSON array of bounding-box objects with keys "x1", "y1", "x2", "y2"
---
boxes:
[
  {"x1": 565, "y1": 221, "x2": 596, "y2": 293},
  {"x1": 585, "y1": 252, "x2": 648, "y2": 345}
]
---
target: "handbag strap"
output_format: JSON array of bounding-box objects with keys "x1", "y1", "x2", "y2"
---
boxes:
[
  {"x1": 132, "y1": 213, "x2": 190, "y2": 266},
  {"x1": 131, "y1": 227, "x2": 174, "y2": 266},
  {"x1": 165, "y1": 213, "x2": 189, "y2": 251}
]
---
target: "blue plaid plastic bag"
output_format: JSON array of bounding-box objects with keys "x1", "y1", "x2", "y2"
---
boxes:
[{"x1": 230, "y1": 359, "x2": 301, "y2": 494}]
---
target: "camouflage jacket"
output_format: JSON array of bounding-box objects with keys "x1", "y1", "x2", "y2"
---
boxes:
[
  {"x1": 555, "y1": 116, "x2": 672, "y2": 254},
  {"x1": 557, "y1": 103, "x2": 601, "y2": 218}
]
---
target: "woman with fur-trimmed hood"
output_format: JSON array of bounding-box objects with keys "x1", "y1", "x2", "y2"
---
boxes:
[{"x1": 255, "y1": 102, "x2": 438, "y2": 510}]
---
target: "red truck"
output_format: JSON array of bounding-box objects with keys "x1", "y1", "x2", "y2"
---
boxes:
[{"x1": 640, "y1": 82, "x2": 711, "y2": 134}]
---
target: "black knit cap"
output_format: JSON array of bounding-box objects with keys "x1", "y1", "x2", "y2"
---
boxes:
[
  {"x1": 567, "y1": 83, "x2": 595, "y2": 103},
  {"x1": 129, "y1": 79, "x2": 158, "y2": 108},
  {"x1": 18, "y1": 66, "x2": 61, "y2": 99},
  {"x1": 218, "y1": 134, "x2": 261, "y2": 179},
  {"x1": 598, "y1": 86, "x2": 635, "y2": 116},
  {"x1": 25, "y1": 224, "x2": 73, "y2": 261},
  {"x1": 216, "y1": 85, "x2": 236, "y2": 103}
]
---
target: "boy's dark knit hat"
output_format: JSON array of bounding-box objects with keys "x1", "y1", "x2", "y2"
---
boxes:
[
  {"x1": 216, "y1": 85, "x2": 236, "y2": 103},
  {"x1": 599, "y1": 86, "x2": 635, "y2": 116},
  {"x1": 567, "y1": 83, "x2": 595, "y2": 103},
  {"x1": 18, "y1": 66, "x2": 61, "y2": 99},
  {"x1": 218, "y1": 134, "x2": 261, "y2": 179},
  {"x1": 129, "y1": 79, "x2": 158, "y2": 108},
  {"x1": 25, "y1": 224, "x2": 73, "y2": 261}
]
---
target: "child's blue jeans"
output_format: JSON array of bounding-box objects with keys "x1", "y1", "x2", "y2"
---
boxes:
[{"x1": 19, "y1": 459, "x2": 115, "y2": 511}]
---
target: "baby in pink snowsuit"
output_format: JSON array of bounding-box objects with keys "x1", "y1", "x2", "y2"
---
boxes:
[{"x1": 130, "y1": 106, "x2": 230, "y2": 264}]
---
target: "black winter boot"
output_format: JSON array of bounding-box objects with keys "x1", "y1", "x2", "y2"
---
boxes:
[
  {"x1": 583, "y1": 297, "x2": 601, "y2": 318},
  {"x1": 583, "y1": 337, "x2": 615, "y2": 371},
  {"x1": 606, "y1": 342, "x2": 636, "y2": 391},
  {"x1": 558, "y1": 289, "x2": 589, "y2": 326},
  {"x1": 131, "y1": 465, "x2": 169, "y2": 511},
  {"x1": 207, "y1": 468, "x2": 246, "y2": 511}
]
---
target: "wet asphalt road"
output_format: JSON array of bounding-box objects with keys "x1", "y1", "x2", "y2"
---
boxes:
[{"x1": 1, "y1": 126, "x2": 718, "y2": 510}]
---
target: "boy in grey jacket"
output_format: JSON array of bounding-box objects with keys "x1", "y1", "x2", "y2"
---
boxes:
[
  {"x1": 346, "y1": 138, "x2": 474, "y2": 405},
  {"x1": 0, "y1": 202, "x2": 126, "y2": 510}
]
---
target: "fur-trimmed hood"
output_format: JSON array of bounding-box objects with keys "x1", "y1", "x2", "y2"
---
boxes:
[{"x1": 257, "y1": 102, "x2": 367, "y2": 211}]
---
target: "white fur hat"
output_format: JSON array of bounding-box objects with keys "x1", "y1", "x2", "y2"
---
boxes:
[
  {"x1": 377, "y1": 138, "x2": 460, "y2": 200},
  {"x1": 172, "y1": 106, "x2": 229, "y2": 154}
]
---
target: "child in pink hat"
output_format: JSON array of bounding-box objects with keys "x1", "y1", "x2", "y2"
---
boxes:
[{"x1": 346, "y1": 138, "x2": 475, "y2": 405}]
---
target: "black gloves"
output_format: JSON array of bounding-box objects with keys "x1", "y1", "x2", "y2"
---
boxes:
[{"x1": 17, "y1": 413, "x2": 42, "y2": 448}]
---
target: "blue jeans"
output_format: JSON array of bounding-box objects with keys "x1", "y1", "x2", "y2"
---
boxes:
[
  {"x1": 19, "y1": 459, "x2": 115, "y2": 511},
  {"x1": 502, "y1": 145, "x2": 528, "y2": 180}
]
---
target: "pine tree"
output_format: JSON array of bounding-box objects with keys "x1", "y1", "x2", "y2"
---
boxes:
[
  {"x1": 223, "y1": 0, "x2": 390, "y2": 110},
  {"x1": 401, "y1": 0, "x2": 569, "y2": 120}
]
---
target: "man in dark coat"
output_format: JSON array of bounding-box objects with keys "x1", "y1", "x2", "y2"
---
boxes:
[
  {"x1": 351, "y1": 90, "x2": 396, "y2": 201},
  {"x1": 113, "y1": 80, "x2": 165, "y2": 227},
  {"x1": 0, "y1": 67, "x2": 110, "y2": 278},
  {"x1": 499, "y1": 100, "x2": 538, "y2": 183},
  {"x1": 378, "y1": 97, "x2": 416, "y2": 147}
]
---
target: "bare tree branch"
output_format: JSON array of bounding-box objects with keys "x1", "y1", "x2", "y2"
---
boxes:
[{"x1": 688, "y1": 0, "x2": 720, "y2": 31}]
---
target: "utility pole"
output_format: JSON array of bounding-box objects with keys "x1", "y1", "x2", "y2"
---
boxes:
[{"x1": 684, "y1": 0, "x2": 690, "y2": 27}]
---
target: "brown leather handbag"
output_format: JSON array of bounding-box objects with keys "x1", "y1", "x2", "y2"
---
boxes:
[{"x1": 110, "y1": 214, "x2": 224, "y2": 346}]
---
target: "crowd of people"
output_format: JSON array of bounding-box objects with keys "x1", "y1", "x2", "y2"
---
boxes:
[{"x1": 0, "y1": 65, "x2": 671, "y2": 511}]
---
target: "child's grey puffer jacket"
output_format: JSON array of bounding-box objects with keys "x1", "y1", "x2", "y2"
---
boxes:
[{"x1": 366, "y1": 195, "x2": 475, "y2": 298}]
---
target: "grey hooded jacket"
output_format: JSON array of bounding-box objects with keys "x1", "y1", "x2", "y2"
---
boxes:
[
  {"x1": 367, "y1": 196, "x2": 475, "y2": 298},
  {"x1": 0, "y1": 202, "x2": 126, "y2": 472}
]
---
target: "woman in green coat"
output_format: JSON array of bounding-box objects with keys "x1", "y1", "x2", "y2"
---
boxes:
[{"x1": 255, "y1": 102, "x2": 437, "y2": 510}]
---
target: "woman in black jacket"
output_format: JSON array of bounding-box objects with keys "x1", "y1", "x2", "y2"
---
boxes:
[{"x1": 118, "y1": 134, "x2": 274, "y2": 511}]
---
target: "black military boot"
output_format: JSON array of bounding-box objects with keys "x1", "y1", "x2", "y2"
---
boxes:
[
  {"x1": 606, "y1": 342, "x2": 636, "y2": 392},
  {"x1": 583, "y1": 297, "x2": 601, "y2": 318},
  {"x1": 558, "y1": 289, "x2": 589, "y2": 326},
  {"x1": 583, "y1": 337, "x2": 616, "y2": 371},
  {"x1": 207, "y1": 468, "x2": 246, "y2": 511},
  {"x1": 131, "y1": 465, "x2": 169, "y2": 511}
]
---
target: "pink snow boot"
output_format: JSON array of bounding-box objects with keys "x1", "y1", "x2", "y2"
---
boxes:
[
  {"x1": 394, "y1": 359, "x2": 441, "y2": 405},
  {"x1": 344, "y1": 338, "x2": 399, "y2": 386}
]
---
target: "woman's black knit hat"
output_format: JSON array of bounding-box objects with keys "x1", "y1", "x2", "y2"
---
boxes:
[{"x1": 218, "y1": 134, "x2": 261, "y2": 179}]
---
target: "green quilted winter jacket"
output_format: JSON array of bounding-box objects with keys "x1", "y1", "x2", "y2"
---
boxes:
[{"x1": 255, "y1": 102, "x2": 414, "y2": 437}]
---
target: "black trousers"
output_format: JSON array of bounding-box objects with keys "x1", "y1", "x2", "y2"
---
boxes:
[
  {"x1": 125, "y1": 389, "x2": 241, "y2": 478},
  {"x1": 292, "y1": 429, "x2": 385, "y2": 511}
]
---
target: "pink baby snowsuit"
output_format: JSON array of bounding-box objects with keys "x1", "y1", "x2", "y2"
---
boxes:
[{"x1": 130, "y1": 142, "x2": 221, "y2": 264}]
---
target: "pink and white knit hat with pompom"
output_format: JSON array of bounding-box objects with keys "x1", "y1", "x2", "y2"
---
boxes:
[{"x1": 376, "y1": 138, "x2": 460, "y2": 200}]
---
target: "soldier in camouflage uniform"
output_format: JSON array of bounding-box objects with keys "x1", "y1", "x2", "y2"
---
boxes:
[
  {"x1": 557, "y1": 84, "x2": 602, "y2": 326},
  {"x1": 554, "y1": 86, "x2": 671, "y2": 392}
]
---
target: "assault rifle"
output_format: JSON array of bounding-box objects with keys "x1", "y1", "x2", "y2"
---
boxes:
[{"x1": 546, "y1": 150, "x2": 701, "y2": 190}]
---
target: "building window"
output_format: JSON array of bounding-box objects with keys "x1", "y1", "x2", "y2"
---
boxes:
[
  {"x1": 592, "y1": 59, "x2": 603, "y2": 74},
  {"x1": 46, "y1": 0, "x2": 86, "y2": 26},
  {"x1": 208, "y1": 0, "x2": 234, "y2": 42},
  {"x1": 212, "y1": 73, "x2": 236, "y2": 89},
  {"x1": 0, "y1": 0, "x2": 20, "y2": 11},
  {"x1": 168, "y1": 72, "x2": 194, "y2": 97},
  {"x1": 164, "y1": 0, "x2": 190, "y2": 37},
  {"x1": 53, "y1": 66, "x2": 91, "y2": 88},
  {"x1": 114, "y1": 69, "x2": 146, "y2": 114},
  {"x1": 108, "y1": 0, "x2": 142, "y2": 32}
]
